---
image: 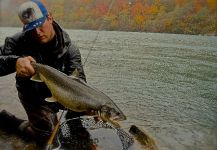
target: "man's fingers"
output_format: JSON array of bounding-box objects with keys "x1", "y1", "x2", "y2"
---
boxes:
[
  {"x1": 27, "y1": 56, "x2": 36, "y2": 74},
  {"x1": 27, "y1": 56, "x2": 36, "y2": 62},
  {"x1": 16, "y1": 56, "x2": 36, "y2": 77},
  {"x1": 27, "y1": 63, "x2": 35, "y2": 75},
  {"x1": 17, "y1": 68, "x2": 31, "y2": 77}
]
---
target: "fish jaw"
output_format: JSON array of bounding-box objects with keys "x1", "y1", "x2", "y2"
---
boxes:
[
  {"x1": 100, "y1": 114, "x2": 121, "y2": 128},
  {"x1": 98, "y1": 105, "x2": 127, "y2": 127},
  {"x1": 101, "y1": 105, "x2": 126, "y2": 121}
]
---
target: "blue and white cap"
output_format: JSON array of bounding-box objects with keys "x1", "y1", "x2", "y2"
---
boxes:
[{"x1": 18, "y1": 0, "x2": 48, "y2": 32}]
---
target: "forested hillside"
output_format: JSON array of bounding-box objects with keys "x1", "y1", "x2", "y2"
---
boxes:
[{"x1": 0, "y1": 0, "x2": 216, "y2": 35}]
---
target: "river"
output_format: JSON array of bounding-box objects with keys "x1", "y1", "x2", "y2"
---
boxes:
[{"x1": 0, "y1": 27, "x2": 217, "y2": 150}]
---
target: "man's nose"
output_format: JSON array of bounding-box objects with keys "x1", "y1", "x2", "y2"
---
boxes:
[{"x1": 35, "y1": 28, "x2": 43, "y2": 35}]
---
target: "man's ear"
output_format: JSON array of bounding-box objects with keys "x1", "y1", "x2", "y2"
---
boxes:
[{"x1": 47, "y1": 13, "x2": 53, "y2": 23}]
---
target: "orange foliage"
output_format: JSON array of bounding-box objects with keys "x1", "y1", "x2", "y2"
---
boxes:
[
  {"x1": 77, "y1": 7, "x2": 85, "y2": 18},
  {"x1": 1, "y1": 0, "x2": 216, "y2": 34},
  {"x1": 206, "y1": 0, "x2": 217, "y2": 13},
  {"x1": 147, "y1": 5, "x2": 159, "y2": 15},
  {"x1": 81, "y1": 0, "x2": 93, "y2": 5},
  {"x1": 131, "y1": 0, "x2": 145, "y2": 17},
  {"x1": 135, "y1": 15, "x2": 146, "y2": 25},
  {"x1": 98, "y1": 3, "x2": 109, "y2": 15},
  {"x1": 40, "y1": 0, "x2": 49, "y2": 9},
  {"x1": 193, "y1": 0, "x2": 203, "y2": 13},
  {"x1": 164, "y1": 19, "x2": 173, "y2": 29},
  {"x1": 175, "y1": 0, "x2": 186, "y2": 7},
  {"x1": 111, "y1": 18, "x2": 118, "y2": 29},
  {"x1": 40, "y1": 0, "x2": 46, "y2": 4},
  {"x1": 116, "y1": 0, "x2": 129, "y2": 10}
]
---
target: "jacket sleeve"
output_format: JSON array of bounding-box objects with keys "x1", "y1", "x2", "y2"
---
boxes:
[
  {"x1": 0, "y1": 37, "x2": 20, "y2": 76},
  {"x1": 63, "y1": 42, "x2": 86, "y2": 82}
]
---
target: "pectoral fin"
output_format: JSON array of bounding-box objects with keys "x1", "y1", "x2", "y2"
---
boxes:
[
  {"x1": 31, "y1": 74, "x2": 43, "y2": 82},
  {"x1": 45, "y1": 97, "x2": 57, "y2": 102}
]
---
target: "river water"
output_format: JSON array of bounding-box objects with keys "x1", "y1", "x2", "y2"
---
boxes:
[{"x1": 0, "y1": 27, "x2": 217, "y2": 150}]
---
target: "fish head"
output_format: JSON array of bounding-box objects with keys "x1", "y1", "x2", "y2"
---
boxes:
[{"x1": 99, "y1": 105, "x2": 126, "y2": 127}]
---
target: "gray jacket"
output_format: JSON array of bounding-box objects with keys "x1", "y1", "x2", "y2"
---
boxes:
[
  {"x1": 0, "y1": 22, "x2": 86, "y2": 106},
  {"x1": 0, "y1": 22, "x2": 86, "y2": 80}
]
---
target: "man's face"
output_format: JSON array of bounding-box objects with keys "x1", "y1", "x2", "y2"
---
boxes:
[{"x1": 31, "y1": 15, "x2": 55, "y2": 44}]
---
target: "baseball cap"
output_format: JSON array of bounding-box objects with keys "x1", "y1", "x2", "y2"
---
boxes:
[{"x1": 18, "y1": 0, "x2": 48, "y2": 32}]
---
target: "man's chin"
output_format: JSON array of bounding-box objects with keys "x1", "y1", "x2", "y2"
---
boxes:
[{"x1": 38, "y1": 39, "x2": 48, "y2": 44}]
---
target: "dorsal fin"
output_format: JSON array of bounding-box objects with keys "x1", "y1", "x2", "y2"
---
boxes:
[
  {"x1": 68, "y1": 68, "x2": 88, "y2": 85},
  {"x1": 71, "y1": 68, "x2": 79, "y2": 78}
]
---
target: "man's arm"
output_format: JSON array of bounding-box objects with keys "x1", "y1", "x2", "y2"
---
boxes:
[
  {"x1": 0, "y1": 37, "x2": 20, "y2": 76},
  {"x1": 0, "y1": 36, "x2": 35, "y2": 77}
]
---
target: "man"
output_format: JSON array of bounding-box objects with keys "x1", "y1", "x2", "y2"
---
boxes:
[{"x1": 0, "y1": 0, "x2": 86, "y2": 148}]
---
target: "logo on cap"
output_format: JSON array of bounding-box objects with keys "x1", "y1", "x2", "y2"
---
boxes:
[
  {"x1": 21, "y1": 8, "x2": 36, "y2": 23},
  {"x1": 18, "y1": 0, "x2": 48, "y2": 32}
]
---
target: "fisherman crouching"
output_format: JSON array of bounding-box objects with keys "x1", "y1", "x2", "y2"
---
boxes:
[{"x1": 0, "y1": 0, "x2": 87, "y2": 149}]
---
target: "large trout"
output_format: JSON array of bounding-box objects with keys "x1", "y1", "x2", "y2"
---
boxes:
[{"x1": 31, "y1": 62, "x2": 126, "y2": 127}]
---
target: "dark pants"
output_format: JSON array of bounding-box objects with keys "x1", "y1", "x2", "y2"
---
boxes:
[
  {"x1": 16, "y1": 78, "x2": 86, "y2": 149},
  {"x1": 18, "y1": 92, "x2": 86, "y2": 149},
  {"x1": 18, "y1": 91, "x2": 59, "y2": 148}
]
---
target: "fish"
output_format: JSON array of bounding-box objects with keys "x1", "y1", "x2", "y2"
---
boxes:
[{"x1": 30, "y1": 62, "x2": 126, "y2": 127}]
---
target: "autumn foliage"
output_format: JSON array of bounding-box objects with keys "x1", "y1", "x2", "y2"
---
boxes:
[{"x1": 0, "y1": 0, "x2": 216, "y2": 35}]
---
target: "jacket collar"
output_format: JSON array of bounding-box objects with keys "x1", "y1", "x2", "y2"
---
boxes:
[
  {"x1": 53, "y1": 21, "x2": 71, "y2": 47},
  {"x1": 52, "y1": 21, "x2": 71, "y2": 59}
]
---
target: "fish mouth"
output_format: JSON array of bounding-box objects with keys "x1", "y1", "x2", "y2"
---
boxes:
[
  {"x1": 98, "y1": 105, "x2": 127, "y2": 127},
  {"x1": 103, "y1": 105, "x2": 126, "y2": 120},
  {"x1": 112, "y1": 115, "x2": 125, "y2": 121}
]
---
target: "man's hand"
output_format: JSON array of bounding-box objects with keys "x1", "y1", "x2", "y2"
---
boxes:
[{"x1": 16, "y1": 56, "x2": 36, "y2": 77}]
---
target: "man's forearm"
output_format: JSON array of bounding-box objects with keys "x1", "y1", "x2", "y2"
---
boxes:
[{"x1": 0, "y1": 55, "x2": 19, "y2": 76}]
